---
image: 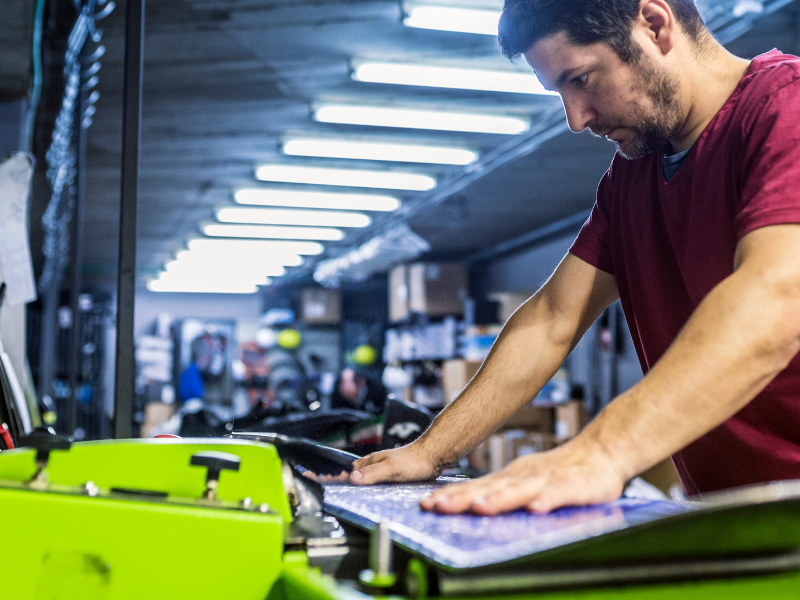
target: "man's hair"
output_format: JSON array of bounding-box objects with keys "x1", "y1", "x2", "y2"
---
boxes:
[{"x1": 498, "y1": 0, "x2": 706, "y2": 62}]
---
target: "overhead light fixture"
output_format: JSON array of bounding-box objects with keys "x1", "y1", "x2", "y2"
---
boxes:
[
  {"x1": 175, "y1": 248, "x2": 306, "y2": 267},
  {"x1": 403, "y1": 3, "x2": 501, "y2": 35},
  {"x1": 202, "y1": 222, "x2": 346, "y2": 241},
  {"x1": 351, "y1": 60, "x2": 556, "y2": 95},
  {"x1": 255, "y1": 164, "x2": 436, "y2": 191},
  {"x1": 187, "y1": 238, "x2": 325, "y2": 256},
  {"x1": 234, "y1": 189, "x2": 401, "y2": 212},
  {"x1": 282, "y1": 137, "x2": 478, "y2": 165},
  {"x1": 215, "y1": 207, "x2": 371, "y2": 228},
  {"x1": 148, "y1": 269, "x2": 270, "y2": 294},
  {"x1": 165, "y1": 258, "x2": 287, "y2": 278},
  {"x1": 147, "y1": 279, "x2": 261, "y2": 294},
  {"x1": 158, "y1": 271, "x2": 271, "y2": 287},
  {"x1": 313, "y1": 103, "x2": 530, "y2": 135}
]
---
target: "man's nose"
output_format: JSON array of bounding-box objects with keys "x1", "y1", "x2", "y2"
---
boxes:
[{"x1": 562, "y1": 97, "x2": 595, "y2": 133}]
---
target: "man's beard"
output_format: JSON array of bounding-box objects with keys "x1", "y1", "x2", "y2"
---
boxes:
[{"x1": 592, "y1": 51, "x2": 682, "y2": 160}]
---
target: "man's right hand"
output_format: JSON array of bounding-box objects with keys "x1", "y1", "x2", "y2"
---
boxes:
[{"x1": 349, "y1": 443, "x2": 440, "y2": 485}]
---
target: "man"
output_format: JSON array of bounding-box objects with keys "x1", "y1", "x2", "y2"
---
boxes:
[
  {"x1": 330, "y1": 367, "x2": 387, "y2": 414},
  {"x1": 345, "y1": 0, "x2": 800, "y2": 515}
]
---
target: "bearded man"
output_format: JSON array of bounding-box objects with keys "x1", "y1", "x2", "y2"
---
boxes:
[{"x1": 345, "y1": 0, "x2": 800, "y2": 515}]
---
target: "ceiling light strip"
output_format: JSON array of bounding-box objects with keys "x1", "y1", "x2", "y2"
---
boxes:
[
  {"x1": 313, "y1": 103, "x2": 530, "y2": 134},
  {"x1": 403, "y1": 3, "x2": 501, "y2": 35},
  {"x1": 215, "y1": 207, "x2": 371, "y2": 228},
  {"x1": 255, "y1": 164, "x2": 436, "y2": 191},
  {"x1": 202, "y1": 222, "x2": 345, "y2": 241},
  {"x1": 351, "y1": 61, "x2": 556, "y2": 95},
  {"x1": 233, "y1": 189, "x2": 401, "y2": 212},
  {"x1": 282, "y1": 137, "x2": 478, "y2": 165},
  {"x1": 187, "y1": 238, "x2": 325, "y2": 256}
]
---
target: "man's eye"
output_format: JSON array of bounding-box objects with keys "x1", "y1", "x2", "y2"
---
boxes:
[{"x1": 572, "y1": 74, "x2": 589, "y2": 87}]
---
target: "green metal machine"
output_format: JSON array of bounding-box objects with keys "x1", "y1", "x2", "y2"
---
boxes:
[{"x1": 2, "y1": 432, "x2": 800, "y2": 599}]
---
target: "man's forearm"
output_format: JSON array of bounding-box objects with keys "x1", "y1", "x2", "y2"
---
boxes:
[
  {"x1": 414, "y1": 294, "x2": 581, "y2": 469},
  {"x1": 575, "y1": 258, "x2": 800, "y2": 484}
]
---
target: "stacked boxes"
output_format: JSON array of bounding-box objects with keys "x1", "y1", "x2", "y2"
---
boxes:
[
  {"x1": 441, "y1": 359, "x2": 482, "y2": 404},
  {"x1": 301, "y1": 288, "x2": 342, "y2": 324},
  {"x1": 555, "y1": 400, "x2": 589, "y2": 439},
  {"x1": 389, "y1": 262, "x2": 468, "y2": 322},
  {"x1": 389, "y1": 265, "x2": 410, "y2": 323},
  {"x1": 467, "y1": 400, "x2": 590, "y2": 474}
]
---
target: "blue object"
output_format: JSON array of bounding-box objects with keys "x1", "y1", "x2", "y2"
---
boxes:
[
  {"x1": 262, "y1": 308, "x2": 295, "y2": 326},
  {"x1": 324, "y1": 479, "x2": 692, "y2": 570},
  {"x1": 178, "y1": 362, "x2": 205, "y2": 402}
]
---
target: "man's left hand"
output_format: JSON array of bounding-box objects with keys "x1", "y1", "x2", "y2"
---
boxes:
[{"x1": 420, "y1": 442, "x2": 626, "y2": 514}]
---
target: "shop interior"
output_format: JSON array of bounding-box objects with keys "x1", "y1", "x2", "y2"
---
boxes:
[{"x1": 1, "y1": 0, "x2": 800, "y2": 598}]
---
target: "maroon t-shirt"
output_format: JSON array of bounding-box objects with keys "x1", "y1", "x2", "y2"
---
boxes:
[{"x1": 570, "y1": 50, "x2": 800, "y2": 496}]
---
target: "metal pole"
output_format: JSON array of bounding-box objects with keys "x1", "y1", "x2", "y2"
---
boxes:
[
  {"x1": 67, "y1": 58, "x2": 87, "y2": 437},
  {"x1": 114, "y1": 0, "x2": 144, "y2": 439}
]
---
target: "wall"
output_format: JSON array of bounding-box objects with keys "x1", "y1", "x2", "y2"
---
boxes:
[
  {"x1": 478, "y1": 230, "x2": 578, "y2": 295},
  {"x1": 134, "y1": 291, "x2": 263, "y2": 336},
  {"x1": 474, "y1": 228, "x2": 643, "y2": 403}
]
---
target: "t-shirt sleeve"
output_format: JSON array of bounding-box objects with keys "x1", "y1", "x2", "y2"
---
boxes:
[
  {"x1": 569, "y1": 169, "x2": 615, "y2": 275},
  {"x1": 736, "y1": 72, "x2": 800, "y2": 239}
]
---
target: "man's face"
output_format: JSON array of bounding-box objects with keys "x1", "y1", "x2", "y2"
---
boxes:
[
  {"x1": 524, "y1": 32, "x2": 683, "y2": 159},
  {"x1": 339, "y1": 368, "x2": 359, "y2": 402}
]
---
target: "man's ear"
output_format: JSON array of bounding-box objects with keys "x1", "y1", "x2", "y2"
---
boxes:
[{"x1": 636, "y1": 0, "x2": 676, "y2": 55}]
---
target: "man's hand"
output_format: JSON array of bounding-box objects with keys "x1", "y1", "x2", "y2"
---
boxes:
[
  {"x1": 420, "y1": 442, "x2": 626, "y2": 515},
  {"x1": 349, "y1": 443, "x2": 440, "y2": 485}
]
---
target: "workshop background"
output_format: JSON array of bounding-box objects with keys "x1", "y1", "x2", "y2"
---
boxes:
[{"x1": 0, "y1": 0, "x2": 798, "y2": 490}]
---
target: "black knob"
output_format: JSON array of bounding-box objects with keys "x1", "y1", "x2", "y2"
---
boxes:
[
  {"x1": 190, "y1": 451, "x2": 240, "y2": 500},
  {"x1": 18, "y1": 427, "x2": 72, "y2": 464}
]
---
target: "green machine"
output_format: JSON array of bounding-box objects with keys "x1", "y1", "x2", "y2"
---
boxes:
[{"x1": 2, "y1": 431, "x2": 800, "y2": 599}]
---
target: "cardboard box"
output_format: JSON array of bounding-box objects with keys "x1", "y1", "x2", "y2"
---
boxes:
[
  {"x1": 488, "y1": 291, "x2": 532, "y2": 323},
  {"x1": 502, "y1": 403, "x2": 554, "y2": 433},
  {"x1": 389, "y1": 265, "x2": 409, "y2": 322},
  {"x1": 442, "y1": 359, "x2": 482, "y2": 404},
  {"x1": 639, "y1": 458, "x2": 683, "y2": 496},
  {"x1": 301, "y1": 288, "x2": 341, "y2": 324},
  {"x1": 489, "y1": 433, "x2": 508, "y2": 473},
  {"x1": 555, "y1": 400, "x2": 589, "y2": 439},
  {"x1": 511, "y1": 433, "x2": 559, "y2": 458},
  {"x1": 408, "y1": 262, "x2": 467, "y2": 317},
  {"x1": 478, "y1": 430, "x2": 560, "y2": 473},
  {"x1": 468, "y1": 439, "x2": 491, "y2": 472},
  {"x1": 141, "y1": 402, "x2": 175, "y2": 438}
]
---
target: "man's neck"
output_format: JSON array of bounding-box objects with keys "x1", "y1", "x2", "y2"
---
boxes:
[{"x1": 669, "y1": 45, "x2": 751, "y2": 153}]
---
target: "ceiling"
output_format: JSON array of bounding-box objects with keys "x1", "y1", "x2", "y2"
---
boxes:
[{"x1": 16, "y1": 0, "x2": 800, "y2": 290}]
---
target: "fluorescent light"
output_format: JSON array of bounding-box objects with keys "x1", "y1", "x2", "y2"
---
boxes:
[
  {"x1": 255, "y1": 164, "x2": 436, "y2": 191},
  {"x1": 352, "y1": 61, "x2": 556, "y2": 95},
  {"x1": 148, "y1": 279, "x2": 260, "y2": 294},
  {"x1": 187, "y1": 238, "x2": 324, "y2": 256},
  {"x1": 165, "y1": 258, "x2": 287, "y2": 278},
  {"x1": 282, "y1": 137, "x2": 478, "y2": 165},
  {"x1": 202, "y1": 222, "x2": 345, "y2": 241},
  {"x1": 234, "y1": 189, "x2": 401, "y2": 212},
  {"x1": 313, "y1": 103, "x2": 530, "y2": 135},
  {"x1": 175, "y1": 248, "x2": 305, "y2": 267},
  {"x1": 404, "y1": 3, "x2": 501, "y2": 35},
  {"x1": 151, "y1": 266, "x2": 273, "y2": 294},
  {"x1": 159, "y1": 272, "x2": 271, "y2": 287},
  {"x1": 216, "y1": 206, "x2": 371, "y2": 228}
]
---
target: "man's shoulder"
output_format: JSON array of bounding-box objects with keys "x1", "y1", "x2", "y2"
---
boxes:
[{"x1": 743, "y1": 50, "x2": 800, "y2": 98}]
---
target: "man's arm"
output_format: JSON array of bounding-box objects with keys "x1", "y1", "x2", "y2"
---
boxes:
[
  {"x1": 419, "y1": 224, "x2": 800, "y2": 515},
  {"x1": 348, "y1": 252, "x2": 619, "y2": 485}
]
